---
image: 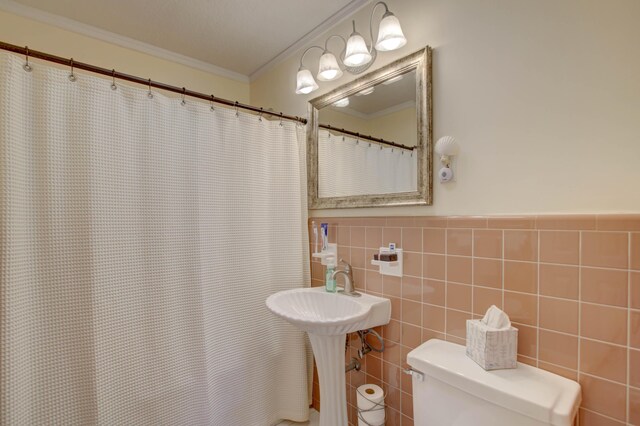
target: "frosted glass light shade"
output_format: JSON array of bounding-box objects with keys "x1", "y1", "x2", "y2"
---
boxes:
[
  {"x1": 344, "y1": 32, "x2": 372, "y2": 67},
  {"x1": 295, "y1": 68, "x2": 319, "y2": 95},
  {"x1": 317, "y1": 52, "x2": 343, "y2": 81},
  {"x1": 333, "y1": 97, "x2": 349, "y2": 107},
  {"x1": 375, "y1": 12, "x2": 407, "y2": 52},
  {"x1": 355, "y1": 87, "x2": 375, "y2": 96}
]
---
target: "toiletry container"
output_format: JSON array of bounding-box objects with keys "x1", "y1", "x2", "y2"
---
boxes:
[
  {"x1": 325, "y1": 256, "x2": 337, "y2": 293},
  {"x1": 407, "y1": 339, "x2": 581, "y2": 426}
]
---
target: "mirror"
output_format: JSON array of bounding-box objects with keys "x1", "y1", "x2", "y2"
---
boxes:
[{"x1": 307, "y1": 47, "x2": 432, "y2": 209}]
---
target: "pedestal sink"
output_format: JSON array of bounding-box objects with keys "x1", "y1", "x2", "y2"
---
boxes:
[{"x1": 266, "y1": 287, "x2": 391, "y2": 426}]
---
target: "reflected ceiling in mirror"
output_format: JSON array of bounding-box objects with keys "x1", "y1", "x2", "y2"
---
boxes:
[{"x1": 307, "y1": 47, "x2": 432, "y2": 209}]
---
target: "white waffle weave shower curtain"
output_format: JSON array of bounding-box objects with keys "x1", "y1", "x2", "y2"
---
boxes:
[
  {"x1": 318, "y1": 129, "x2": 417, "y2": 197},
  {"x1": 0, "y1": 52, "x2": 310, "y2": 425}
]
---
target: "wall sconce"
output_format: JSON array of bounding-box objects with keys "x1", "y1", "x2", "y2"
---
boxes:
[
  {"x1": 295, "y1": 1, "x2": 407, "y2": 95},
  {"x1": 435, "y1": 136, "x2": 459, "y2": 183}
]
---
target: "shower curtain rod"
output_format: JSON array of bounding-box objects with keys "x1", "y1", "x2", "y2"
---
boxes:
[
  {"x1": 319, "y1": 123, "x2": 414, "y2": 151},
  {"x1": 0, "y1": 41, "x2": 308, "y2": 125}
]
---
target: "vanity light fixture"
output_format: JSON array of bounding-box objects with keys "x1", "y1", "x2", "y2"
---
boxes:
[
  {"x1": 356, "y1": 87, "x2": 375, "y2": 96},
  {"x1": 382, "y1": 75, "x2": 403, "y2": 85},
  {"x1": 333, "y1": 97, "x2": 350, "y2": 107},
  {"x1": 435, "y1": 136, "x2": 459, "y2": 183},
  {"x1": 295, "y1": 1, "x2": 407, "y2": 95}
]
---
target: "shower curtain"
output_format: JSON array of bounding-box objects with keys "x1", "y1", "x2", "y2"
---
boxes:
[
  {"x1": 318, "y1": 128, "x2": 417, "y2": 197},
  {"x1": 0, "y1": 51, "x2": 310, "y2": 425}
]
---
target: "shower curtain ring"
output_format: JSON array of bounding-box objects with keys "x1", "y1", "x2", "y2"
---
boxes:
[
  {"x1": 68, "y1": 58, "x2": 76, "y2": 82},
  {"x1": 23, "y1": 46, "x2": 32, "y2": 72},
  {"x1": 235, "y1": 102, "x2": 239, "y2": 117},
  {"x1": 279, "y1": 112, "x2": 283, "y2": 127},
  {"x1": 210, "y1": 95, "x2": 215, "y2": 111},
  {"x1": 258, "y1": 107, "x2": 263, "y2": 122},
  {"x1": 147, "y1": 79, "x2": 153, "y2": 99},
  {"x1": 111, "y1": 69, "x2": 117, "y2": 90},
  {"x1": 181, "y1": 87, "x2": 186, "y2": 106}
]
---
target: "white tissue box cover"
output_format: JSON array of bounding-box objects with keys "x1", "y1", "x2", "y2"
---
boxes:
[{"x1": 466, "y1": 319, "x2": 518, "y2": 370}]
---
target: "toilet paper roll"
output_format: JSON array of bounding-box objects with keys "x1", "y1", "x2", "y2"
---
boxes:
[{"x1": 357, "y1": 384, "x2": 385, "y2": 426}]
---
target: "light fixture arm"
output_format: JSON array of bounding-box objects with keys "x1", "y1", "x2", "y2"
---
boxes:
[
  {"x1": 324, "y1": 34, "x2": 346, "y2": 53},
  {"x1": 299, "y1": 45, "x2": 325, "y2": 69},
  {"x1": 369, "y1": 1, "x2": 390, "y2": 53}
]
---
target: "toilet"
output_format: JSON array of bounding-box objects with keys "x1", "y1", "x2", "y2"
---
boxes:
[{"x1": 407, "y1": 339, "x2": 581, "y2": 426}]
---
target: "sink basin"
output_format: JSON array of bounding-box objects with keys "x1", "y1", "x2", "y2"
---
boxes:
[
  {"x1": 266, "y1": 287, "x2": 391, "y2": 426},
  {"x1": 266, "y1": 287, "x2": 391, "y2": 335}
]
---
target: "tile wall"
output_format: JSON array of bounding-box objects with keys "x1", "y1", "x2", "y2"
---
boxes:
[{"x1": 308, "y1": 215, "x2": 640, "y2": 426}]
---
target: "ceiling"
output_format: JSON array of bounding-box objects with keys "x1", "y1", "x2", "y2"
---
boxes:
[{"x1": 5, "y1": 0, "x2": 367, "y2": 78}]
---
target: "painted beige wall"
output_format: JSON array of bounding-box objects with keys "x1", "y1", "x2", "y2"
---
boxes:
[
  {"x1": 251, "y1": 0, "x2": 640, "y2": 216},
  {"x1": 0, "y1": 10, "x2": 249, "y2": 103},
  {"x1": 369, "y1": 107, "x2": 417, "y2": 148}
]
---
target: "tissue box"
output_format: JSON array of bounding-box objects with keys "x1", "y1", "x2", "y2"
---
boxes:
[{"x1": 466, "y1": 319, "x2": 518, "y2": 370}]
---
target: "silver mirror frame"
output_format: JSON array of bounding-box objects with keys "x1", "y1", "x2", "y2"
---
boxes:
[{"x1": 307, "y1": 46, "x2": 433, "y2": 209}]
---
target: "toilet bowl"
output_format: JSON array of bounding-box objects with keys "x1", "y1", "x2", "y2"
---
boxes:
[{"x1": 407, "y1": 339, "x2": 581, "y2": 426}]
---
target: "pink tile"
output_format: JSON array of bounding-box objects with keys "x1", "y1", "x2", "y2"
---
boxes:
[
  {"x1": 404, "y1": 251, "x2": 422, "y2": 278},
  {"x1": 351, "y1": 227, "x2": 365, "y2": 247},
  {"x1": 423, "y1": 228, "x2": 445, "y2": 254},
  {"x1": 581, "y1": 268, "x2": 628, "y2": 307},
  {"x1": 402, "y1": 227, "x2": 423, "y2": 252},
  {"x1": 581, "y1": 232, "x2": 628, "y2": 269},
  {"x1": 503, "y1": 291, "x2": 537, "y2": 326},
  {"x1": 579, "y1": 374, "x2": 627, "y2": 421},
  {"x1": 539, "y1": 231, "x2": 580, "y2": 265},
  {"x1": 504, "y1": 230, "x2": 538, "y2": 261},
  {"x1": 423, "y1": 254, "x2": 445, "y2": 280},
  {"x1": 596, "y1": 214, "x2": 640, "y2": 231},
  {"x1": 539, "y1": 297, "x2": 578, "y2": 335},
  {"x1": 632, "y1": 272, "x2": 640, "y2": 310},
  {"x1": 516, "y1": 323, "x2": 537, "y2": 358},
  {"x1": 447, "y1": 216, "x2": 487, "y2": 228},
  {"x1": 539, "y1": 264, "x2": 579, "y2": 300},
  {"x1": 487, "y1": 216, "x2": 535, "y2": 229},
  {"x1": 580, "y1": 303, "x2": 627, "y2": 345},
  {"x1": 423, "y1": 279, "x2": 445, "y2": 306},
  {"x1": 473, "y1": 258, "x2": 502, "y2": 289},
  {"x1": 447, "y1": 256, "x2": 472, "y2": 284},
  {"x1": 366, "y1": 227, "x2": 383, "y2": 249},
  {"x1": 473, "y1": 286, "x2": 502, "y2": 315},
  {"x1": 504, "y1": 261, "x2": 537, "y2": 294},
  {"x1": 447, "y1": 229, "x2": 472, "y2": 256},
  {"x1": 366, "y1": 269, "x2": 383, "y2": 293},
  {"x1": 445, "y1": 309, "x2": 470, "y2": 339},
  {"x1": 632, "y1": 233, "x2": 640, "y2": 270},
  {"x1": 383, "y1": 275, "x2": 402, "y2": 298},
  {"x1": 383, "y1": 227, "x2": 402, "y2": 248},
  {"x1": 473, "y1": 229, "x2": 502, "y2": 258},
  {"x1": 580, "y1": 339, "x2": 627, "y2": 384},
  {"x1": 447, "y1": 283, "x2": 472, "y2": 313},
  {"x1": 632, "y1": 310, "x2": 640, "y2": 349},
  {"x1": 401, "y1": 276, "x2": 422, "y2": 302},
  {"x1": 536, "y1": 215, "x2": 597, "y2": 230},
  {"x1": 422, "y1": 304, "x2": 445, "y2": 332},
  {"x1": 402, "y1": 300, "x2": 422, "y2": 326},
  {"x1": 538, "y1": 329, "x2": 578, "y2": 369}
]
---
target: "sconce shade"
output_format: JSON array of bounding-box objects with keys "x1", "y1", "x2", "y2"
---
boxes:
[
  {"x1": 317, "y1": 52, "x2": 343, "y2": 81},
  {"x1": 295, "y1": 68, "x2": 319, "y2": 94},
  {"x1": 344, "y1": 31, "x2": 372, "y2": 67},
  {"x1": 435, "y1": 136, "x2": 459, "y2": 156},
  {"x1": 375, "y1": 12, "x2": 407, "y2": 52}
]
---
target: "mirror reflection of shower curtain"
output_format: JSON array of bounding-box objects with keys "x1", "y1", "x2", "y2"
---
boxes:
[
  {"x1": 318, "y1": 129, "x2": 417, "y2": 197},
  {"x1": 0, "y1": 52, "x2": 310, "y2": 425}
]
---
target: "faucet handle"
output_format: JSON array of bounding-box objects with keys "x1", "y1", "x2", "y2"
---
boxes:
[{"x1": 338, "y1": 258, "x2": 351, "y2": 272}]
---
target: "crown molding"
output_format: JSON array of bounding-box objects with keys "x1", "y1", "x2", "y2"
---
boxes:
[
  {"x1": 0, "y1": 0, "x2": 250, "y2": 83},
  {"x1": 249, "y1": 0, "x2": 372, "y2": 82}
]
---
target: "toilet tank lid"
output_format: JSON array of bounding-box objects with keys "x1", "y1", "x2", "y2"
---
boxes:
[{"x1": 407, "y1": 339, "x2": 581, "y2": 426}]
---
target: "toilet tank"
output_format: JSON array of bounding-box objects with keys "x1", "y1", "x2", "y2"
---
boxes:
[{"x1": 407, "y1": 339, "x2": 581, "y2": 426}]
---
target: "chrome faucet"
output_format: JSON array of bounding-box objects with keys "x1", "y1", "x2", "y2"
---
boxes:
[{"x1": 332, "y1": 259, "x2": 360, "y2": 297}]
